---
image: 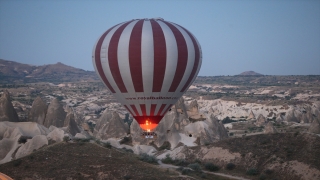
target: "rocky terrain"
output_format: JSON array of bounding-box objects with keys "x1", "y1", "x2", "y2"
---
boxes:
[
  {"x1": 0, "y1": 59, "x2": 320, "y2": 179},
  {"x1": 158, "y1": 133, "x2": 320, "y2": 180},
  {"x1": 0, "y1": 142, "x2": 193, "y2": 180}
]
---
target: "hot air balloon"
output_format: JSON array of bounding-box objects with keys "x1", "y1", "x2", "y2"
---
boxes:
[{"x1": 92, "y1": 18, "x2": 202, "y2": 138}]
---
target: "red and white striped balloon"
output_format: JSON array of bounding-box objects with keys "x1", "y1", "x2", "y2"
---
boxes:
[{"x1": 92, "y1": 18, "x2": 202, "y2": 131}]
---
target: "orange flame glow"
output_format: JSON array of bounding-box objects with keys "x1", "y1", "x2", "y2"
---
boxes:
[{"x1": 139, "y1": 118, "x2": 158, "y2": 131}]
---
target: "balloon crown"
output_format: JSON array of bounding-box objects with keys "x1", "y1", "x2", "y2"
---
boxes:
[{"x1": 132, "y1": 17, "x2": 164, "y2": 21}]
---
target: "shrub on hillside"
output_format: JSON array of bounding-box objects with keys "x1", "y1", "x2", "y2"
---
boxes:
[
  {"x1": 204, "y1": 162, "x2": 219, "y2": 171},
  {"x1": 63, "y1": 136, "x2": 70, "y2": 142},
  {"x1": 121, "y1": 147, "x2": 133, "y2": 153},
  {"x1": 103, "y1": 142, "x2": 112, "y2": 149},
  {"x1": 264, "y1": 169, "x2": 273, "y2": 175},
  {"x1": 120, "y1": 136, "x2": 131, "y2": 144},
  {"x1": 159, "y1": 141, "x2": 171, "y2": 150},
  {"x1": 13, "y1": 159, "x2": 22, "y2": 167},
  {"x1": 138, "y1": 153, "x2": 158, "y2": 164},
  {"x1": 161, "y1": 154, "x2": 174, "y2": 164},
  {"x1": 161, "y1": 154, "x2": 188, "y2": 166},
  {"x1": 188, "y1": 163, "x2": 201, "y2": 171},
  {"x1": 182, "y1": 168, "x2": 191, "y2": 175},
  {"x1": 226, "y1": 163, "x2": 236, "y2": 170},
  {"x1": 246, "y1": 168, "x2": 258, "y2": 176},
  {"x1": 222, "y1": 116, "x2": 237, "y2": 124}
]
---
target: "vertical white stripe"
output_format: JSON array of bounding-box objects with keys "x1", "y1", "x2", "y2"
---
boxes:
[
  {"x1": 157, "y1": 21, "x2": 178, "y2": 95},
  {"x1": 171, "y1": 23, "x2": 195, "y2": 93},
  {"x1": 141, "y1": 20, "x2": 154, "y2": 96},
  {"x1": 189, "y1": 34, "x2": 203, "y2": 89},
  {"x1": 117, "y1": 20, "x2": 139, "y2": 97},
  {"x1": 100, "y1": 23, "x2": 125, "y2": 95},
  {"x1": 141, "y1": 20, "x2": 154, "y2": 116},
  {"x1": 150, "y1": 20, "x2": 178, "y2": 114},
  {"x1": 100, "y1": 23, "x2": 129, "y2": 106}
]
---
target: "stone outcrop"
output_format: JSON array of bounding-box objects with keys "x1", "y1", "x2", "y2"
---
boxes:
[
  {"x1": 0, "y1": 121, "x2": 50, "y2": 139},
  {"x1": 0, "y1": 121, "x2": 50, "y2": 164},
  {"x1": 44, "y1": 98, "x2": 66, "y2": 128},
  {"x1": 131, "y1": 97, "x2": 228, "y2": 149},
  {"x1": 0, "y1": 136, "x2": 20, "y2": 164},
  {"x1": 199, "y1": 99, "x2": 319, "y2": 125},
  {"x1": 69, "y1": 121, "x2": 81, "y2": 136},
  {"x1": 276, "y1": 113, "x2": 285, "y2": 122},
  {"x1": 255, "y1": 114, "x2": 267, "y2": 127},
  {"x1": 248, "y1": 110, "x2": 255, "y2": 120},
  {"x1": 264, "y1": 122, "x2": 278, "y2": 134},
  {"x1": 0, "y1": 90, "x2": 19, "y2": 122},
  {"x1": 285, "y1": 109, "x2": 300, "y2": 123},
  {"x1": 15, "y1": 135, "x2": 48, "y2": 159},
  {"x1": 130, "y1": 120, "x2": 148, "y2": 145},
  {"x1": 46, "y1": 126, "x2": 67, "y2": 142},
  {"x1": 184, "y1": 114, "x2": 228, "y2": 145},
  {"x1": 28, "y1": 96, "x2": 47, "y2": 125},
  {"x1": 308, "y1": 119, "x2": 320, "y2": 134},
  {"x1": 94, "y1": 110, "x2": 129, "y2": 140},
  {"x1": 187, "y1": 100, "x2": 206, "y2": 121},
  {"x1": 65, "y1": 111, "x2": 81, "y2": 136},
  {"x1": 0, "y1": 121, "x2": 84, "y2": 164}
]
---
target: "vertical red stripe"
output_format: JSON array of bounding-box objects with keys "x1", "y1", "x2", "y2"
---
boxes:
[
  {"x1": 157, "y1": 104, "x2": 166, "y2": 116},
  {"x1": 108, "y1": 21, "x2": 132, "y2": 93},
  {"x1": 130, "y1": 105, "x2": 140, "y2": 116},
  {"x1": 179, "y1": 27, "x2": 201, "y2": 92},
  {"x1": 150, "y1": 19, "x2": 166, "y2": 92},
  {"x1": 162, "y1": 21, "x2": 188, "y2": 92},
  {"x1": 94, "y1": 24, "x2": 120, "y2": 93},
  {"x1": 129, "y1": 20, "x2": 144, "y2": 92},
  {"x1": 150, "y1": 104, "x2": 157, "y2": 116},
  {"x1": 124, "y1": 105, "x2": 133, "y2": 115},
  {"x1": 140, "y1": 104, "x2": 146, "y2": 116},
  {"x1": 162, "y1": 104, "x2": 173, "y2": 116}
]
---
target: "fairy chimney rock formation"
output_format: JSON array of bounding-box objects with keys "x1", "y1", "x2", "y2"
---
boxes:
[
  {"x1": 0, "y1": 90, "x2": 19, "y2": 122},
  {"x1": 248, "y1": 110, "x2": 255, "y2": 120},
  {"x1": 43, "y1": 98, "x2": 66, "y2": 128},
  {"x1": 28, "y1": 96, "x2": 47, "y2": 125},
  {"x1": 94, "y1": 110, "x2": 129, "y2": 140},
  {"x1": 64, "y1": 110, "x2": 81, "y2": 136},
  {"x1": 255, "y1": 114, "x2": 267, "y2": 127},
  {"x1": 264, "y1": 122, "x2": 278, "y2": 134}
]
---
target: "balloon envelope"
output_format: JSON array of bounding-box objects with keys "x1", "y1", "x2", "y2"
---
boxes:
[{"x1": 92, "y1": 18, "x2": 202, "y2": 131}]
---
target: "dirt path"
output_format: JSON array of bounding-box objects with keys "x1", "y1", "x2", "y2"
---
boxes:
[{"x1": 157, "y1": 160, "x2": 250, "y2": 180}]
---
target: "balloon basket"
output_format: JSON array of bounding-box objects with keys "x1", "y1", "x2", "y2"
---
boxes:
[{"x1": 140, "y1": 131, "x2": 157, "y2": 139}]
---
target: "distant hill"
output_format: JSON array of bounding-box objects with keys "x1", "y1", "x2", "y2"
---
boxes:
[
  {"x1": 0, "y1": 59, "x2": 98, "y2": 84},
  {"x1": 238, "y1": 71, "x2": 263, "y2": 76}
]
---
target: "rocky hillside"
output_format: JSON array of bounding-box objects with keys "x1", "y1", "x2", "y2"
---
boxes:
[
  {"x1": 159, "y1": 133, "x2": 320, "y2": 180},
  {"x1": 0, "y1": 59, "x2": 98, "y2": 84},
  {"x1": 198, "y1": 99, "x2": 320, "y2": 124},
  {"x1": 0, "y1": 142, "x2": 189, "y2": 180}
]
